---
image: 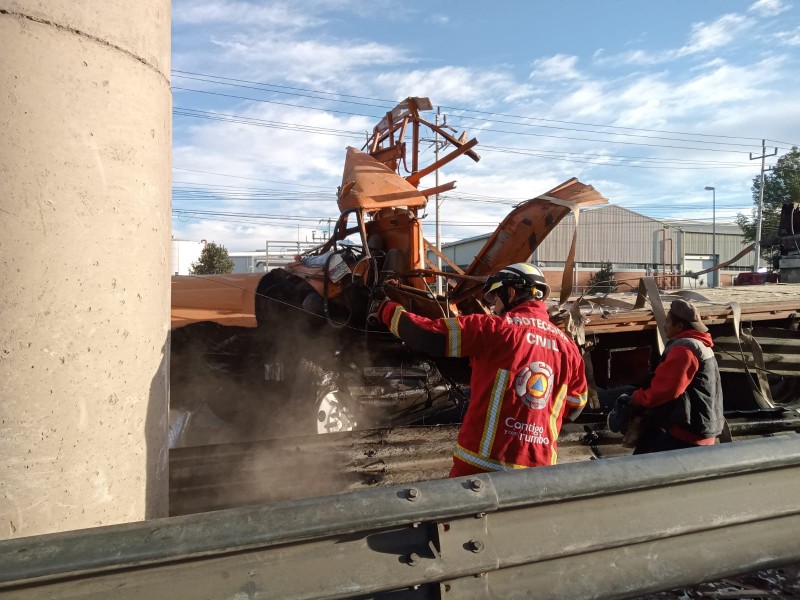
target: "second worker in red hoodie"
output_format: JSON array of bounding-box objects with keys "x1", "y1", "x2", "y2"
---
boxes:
[{"x1": 610, "y1": 298, "x2": 724, "y2": 453}]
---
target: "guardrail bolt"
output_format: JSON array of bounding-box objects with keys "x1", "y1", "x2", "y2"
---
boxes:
[
  {"x1": 407, "y1": 487, "x2": 421, "y2": 501},
  {"x1": 469, "y1": 539, "x2": 484, "y2": 553},
  {"x1": 407, "y1": 552, "x2": 421, "y2": 566},
  {"x1": 470, "y1": 478, "x2": 483, "y2": 491}
]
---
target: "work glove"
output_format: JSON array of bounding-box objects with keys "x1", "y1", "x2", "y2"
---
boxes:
[
  {"x1": 621, "y1": 412, "x2": 644, "y2": 450},
  {"x1": 607, "y1": 393, "x2": 632, "y2": 434},
  {"x1": 367, "y1": 297, "x2": 391, "y2": 327}
]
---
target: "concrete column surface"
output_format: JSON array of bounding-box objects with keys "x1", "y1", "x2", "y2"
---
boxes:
[{"x1": 0, "y1": 0, "x2": 172, "y2": 539}]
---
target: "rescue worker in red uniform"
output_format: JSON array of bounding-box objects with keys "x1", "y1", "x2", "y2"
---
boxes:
[
  {"x1": 607, "y1": 299, "x2": 724, "y2": 453},
  {"x1": 377, "y1": 263, "x2": 588, "y2": 477}
]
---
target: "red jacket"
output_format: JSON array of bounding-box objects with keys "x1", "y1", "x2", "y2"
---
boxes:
[
  {"x1": 380, "y1": 300, "x2": 588, "y2": 476},
  {"x1": 632, "y1": 329, "x2": 719, "y2": 445}
]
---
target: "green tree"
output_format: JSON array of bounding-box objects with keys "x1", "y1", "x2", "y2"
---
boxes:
[
  {"x1": 735, "y1": 146, "x2": 800, "y2": 255},
  {"x1": 190, "y1": 242, "x2": 235, "y2": 274},
  {"x1": 587, "y1": 262, "x2": 617, "y2": 294}
]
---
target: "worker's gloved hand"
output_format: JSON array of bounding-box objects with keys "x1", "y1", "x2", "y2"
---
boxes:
[
  {"x1": 367, "y1": 297, "x2": 391, "y2": 327},
  {"x1": 607, "y1": 393, "x2": 632, "y2": 434}
]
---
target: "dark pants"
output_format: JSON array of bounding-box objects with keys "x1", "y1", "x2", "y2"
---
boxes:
[
  {"x1": 597, "y1": 385, "x2": 637, "y2": 412},
  {"x1": 599, "y1": 385, "x2": 701, "y2": 454},
  {"x1": 633, "y1": 428, "x2": 699, "y2": 454}
]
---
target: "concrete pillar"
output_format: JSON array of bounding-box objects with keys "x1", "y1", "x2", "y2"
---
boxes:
[{"x1": 0, "y1": 0, "x2": 171, "y2": 539}]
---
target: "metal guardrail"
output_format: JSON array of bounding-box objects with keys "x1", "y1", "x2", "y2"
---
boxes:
[
  {"x1": 2, "y1": 435, "x2": 800, "y2": 599},
  {"x1": 168, "y1": 415, "x2": 800, "y2": 515}
]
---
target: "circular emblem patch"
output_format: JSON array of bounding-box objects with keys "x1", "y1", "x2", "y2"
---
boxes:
[{"x1": 514, "y1": 361, "x2": 554, "y2": 410}]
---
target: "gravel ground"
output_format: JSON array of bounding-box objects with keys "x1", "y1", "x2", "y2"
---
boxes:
[{"x1": 634, "y1": 565, "x2": 800, "y2": 599}]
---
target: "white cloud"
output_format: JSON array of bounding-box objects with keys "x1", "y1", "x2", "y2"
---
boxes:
[
  {"x1": 427, "y1": 14, "x2": 450, "y2": 26},
  {"x1": 173, "y1": 0, "x2": 417, "y2": 83},
  {"x1": 207, "y1": 37, "x2": 414, "y2": 84},
  {"x1": 554, "y1": 81, "x2": 609, "y2": 118},
  {"x1": 173, "y1": 0, "x2": 322, "y2": 29},
  {"x1": 748, "y1": 0, "x2": 790, "y2": 16},
  {"x1": 169, "y1": 2, "x2": 800, "y2": 250},
  {"x1": 171, "y1": 103, "x2": 379, "y2": 249},
  {"x1": 375, "y1": 66, "x2": 523, "y2": 107},
  {"x1": 680, "y1": 14, "x2": 750, "y2": 55},
  {"x1": 776, "y1": 27, "x2": 800, "y2": 46},
  {"x1": 600, "y1": 13, "x2": 752, "y2": 66},
  {"x1": 175, "y1": 104, "x2": 371, "y2": 182},
  {"x1": 530, "y1": 54, "x2": 581, "y2": 81}
]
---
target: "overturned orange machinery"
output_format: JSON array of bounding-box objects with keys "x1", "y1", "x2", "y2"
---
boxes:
[
  {"x1": 169, "y1": 98, "x2": 607, "y2": 440},
  {"x1": 172, "y1": 97, "x2": 606, "y2": 329}
]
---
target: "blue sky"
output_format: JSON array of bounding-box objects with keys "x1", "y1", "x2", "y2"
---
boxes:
[{"x1": 171, "y1": 0, "x2": 800, "y2": 251}]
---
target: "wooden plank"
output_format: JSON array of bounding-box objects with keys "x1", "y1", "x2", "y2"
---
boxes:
[
  {"x1": 405, "y1": 138, "x2": 479, "y2": 186},
  {"x1": 417, "y1": 116, "x2": 481, "y2": 162},
  {"x1": 369, "y1": 143, "x2": 405, "y2": 163},
  {"x1": 419, "y1": 180, "x2": 456, "y2": 198},
  {"x1": 424, "y1": 239, "x2": 464, "y2": 275}
]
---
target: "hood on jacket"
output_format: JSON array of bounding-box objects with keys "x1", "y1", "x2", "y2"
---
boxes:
[{"x1": 672, "y1": 329, "x2": 713, "y2": 348}]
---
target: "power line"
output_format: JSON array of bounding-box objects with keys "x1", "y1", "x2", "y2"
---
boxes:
[
  {"x1": 172, "y1": 70, "x2": 396, "y2": 108},
  {"x1": 479, "y1": 145, "x2": 753, "y2": 170},
  {"x1": 172, "y1": 72, "x2": 393, "y2": 111},
  {"x1": 173, "y1": 108, "x2": 763, "y2": 171},
  {"x1": 173, "y1": 104, "x2": 773, "y2": 168},
  {"x1": 172, "y1": 176, "x2": 757, "y2": 213},
  {"x1": 172, "y1": 180, "x2": 755, "y2": 214},
  {"x1": 172, "y1": 207, "x2": 751, "y2": 228},
  {"x1": 172, "y1": 87, "x2": 377, "y2": 120},
  {"x1": 174, "y1": 107, "x2": 364, "y2": 139},
  {"x1": 174, "y1": 167, "x2": 331, "y2": 189},
  {"x1": 173, "y1": 166, "x2": 759, "y2": 203},
  {"x1": 171, "y1": 69, "x2": 798, "y2": 147},
  {"x1": 173, "y1": 89, "x2": 769, "y2": 157}
]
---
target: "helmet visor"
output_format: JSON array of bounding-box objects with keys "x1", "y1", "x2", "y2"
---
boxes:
[{"x1": 483, "y1": 290, "x2": 499, "y2": 305}]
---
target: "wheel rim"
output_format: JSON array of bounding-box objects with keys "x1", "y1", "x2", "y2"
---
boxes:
[{"x1": 316, "y1": 391, "x2": 356, "y2": 434}]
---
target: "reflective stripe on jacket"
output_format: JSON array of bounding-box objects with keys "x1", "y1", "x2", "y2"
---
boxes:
[{"x1": 380, "y1": 300, "x2": 587, "y2": 470}]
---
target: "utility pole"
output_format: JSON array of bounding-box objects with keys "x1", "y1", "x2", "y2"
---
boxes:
[
  {"x1": 435, "y1": 106, "x2": 442, "y2": 295},
  {"x1": 317, "y1": 218, "x2": 332, "y2": 241},
  {"x1": 750, "y1": 139, "x2": 778, "y2": 270}
]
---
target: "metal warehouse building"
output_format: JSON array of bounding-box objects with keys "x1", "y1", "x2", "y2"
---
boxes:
[{"x1": 441, "y1": 205, "x2": 752, "y2": 292}]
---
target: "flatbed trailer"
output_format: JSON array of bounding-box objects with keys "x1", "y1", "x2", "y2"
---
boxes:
[
  {"x1": 166, "y1": 281, "x2": 800, "y2": 515},
  {"x1": 560, "y1": 281, "x2": 800, "y2": 410},
  {"x1": 574, "y1": 282, "x2": 800, "y2": 335}
]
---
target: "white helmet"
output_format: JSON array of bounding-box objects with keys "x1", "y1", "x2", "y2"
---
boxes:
[{"x1": 483, "y1": 263, "x2": 550, "y2": 302}]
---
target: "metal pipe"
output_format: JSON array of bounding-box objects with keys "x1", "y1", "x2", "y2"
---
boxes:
[
  {"x1": 660, "y1": 228, "x2": 674, "y2": 288},
  {"x1": 435, "y1": 107, "x2": 442, "y2": 296},
  {"x1": 705, "y1": 186, "x2": 717, "y2": 287}
]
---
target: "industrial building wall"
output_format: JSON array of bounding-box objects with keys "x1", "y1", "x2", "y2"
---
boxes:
[
  {"x1": 683, "y1": 232, "x2": 753, "y2": 269},
  {"x1": 440, "y1": 207, "x2": 676, "y2": 270},
  {"x1": 171, "y1": 240, "x2": 203, "y2": 275},
  {"x1": 535, "y1": 205, "x2": 675, "y2": 267},
  {"x1": 439, "y1": 205, "x2": 750, "y2": 290},
  {"x1": 440, "y1": 236, "x2": 488, "y2": 270},
  {"x1": 231, "y1": 254, "x2": 273, "y2": 273}
]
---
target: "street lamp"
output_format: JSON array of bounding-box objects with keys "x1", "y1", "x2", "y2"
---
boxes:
[{"x1": 704, "y1": 186, "x2": 716, "y2": 287}]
